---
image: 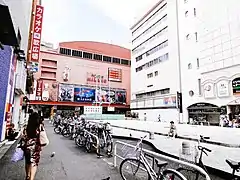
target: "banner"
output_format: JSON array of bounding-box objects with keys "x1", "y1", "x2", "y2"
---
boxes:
[
  {"x1": 58, "y1": 84, "x2": 74, "y2": 102},
  {"x1": 96, "y1": 87, "x2": 115, "y2": 103},
  {"x1": 115, "y1": 90, "x2": 126, "y2": 104},
  {"x1": 74, "y1": 87, "x2": 95, "y2": 102},
  {"x1": 35, "y1": 80, "x2": 43, "y2": 100},
  {"x1": 108, "y1": 68, "x2": 122, "y2": 82},
  {"x1": 30, "y1": 5, "x2": 44, "y2": 62}
]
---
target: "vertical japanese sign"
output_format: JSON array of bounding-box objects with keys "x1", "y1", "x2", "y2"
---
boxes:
[
  {"x1": 30, "y1": 5, "x2": 44, "y2": 62},
  {"x1": 36, "y1": 80, "x2": 43, "y2": 101}
]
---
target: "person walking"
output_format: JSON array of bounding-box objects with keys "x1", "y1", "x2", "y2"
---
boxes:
[{"x1": 20, "y1": 112, "x2": 44, "y2": 180}]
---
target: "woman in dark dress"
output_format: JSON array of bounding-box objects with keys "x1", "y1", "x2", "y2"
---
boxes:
[{"x1": 20, "y1": 112, "x2": 42, "y2": 180}]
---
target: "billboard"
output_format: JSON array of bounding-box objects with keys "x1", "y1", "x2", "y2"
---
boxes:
[
  {"x1": 35, "y1": 80, "x2": 43, "y2": 100},
  {"x1": 58, "y1": 84, "x2": 74, "y2": 102},
  {"x1": 115, "y1": 90, "x2": 126, "y2": 104},
  {"x1": 74, "y1": 87, "x2": 95, "y2": 102},
  {"x1": 108, "y1": 68, "x2": 122, "y2": 82},
  {"x1": 30, "y1": 5, "x2": 44, "y2": 62},
  {"x1": 96, "y1": 87, "x2": 115, "y2": 103}
]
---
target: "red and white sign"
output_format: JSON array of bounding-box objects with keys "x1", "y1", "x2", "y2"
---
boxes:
[
  {"x1": 36, "y1": 80, "x2": 43, "y2": 100},
  {"x1": 30, "y1": 5, "x2": 44, "y2": 62},
  {"x1": 86, "y1": 73, "x2": 107, "y2": 85},
  {"x1": 108, "y1": 68, "x2": 122, "y2": 82}
]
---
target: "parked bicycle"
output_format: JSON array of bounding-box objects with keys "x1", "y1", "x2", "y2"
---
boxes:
[
  {"x1": 98, "y1": 122, "x2": 113, "y2": 155},
  {"x1": 176, "y1": 135, "x2": 211, "y2": 180},
  {"x1": 225, "y1": 159, "x2": 240, "y2": 180},
  {"x1": 119, "y1": 135, "x2": 187, "y2": 180}
]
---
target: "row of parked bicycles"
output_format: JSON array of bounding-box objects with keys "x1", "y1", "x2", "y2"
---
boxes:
[{"x1": 53, "y1": 117, "x2": 113, "y2": 156}]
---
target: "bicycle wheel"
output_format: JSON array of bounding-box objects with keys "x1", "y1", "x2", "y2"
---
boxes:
[
  {"x1": 85, "y1": 136, "x2": 92, "y2": 153},
  {"x1": 54, "y1": 127, "x2": 60, "y2": 134},
  {"x1": 120, "y1": 158, "x2": 150, "y2": 180},
  {"x1": 161, "y1": 169, "x2": 187, "y2": 180},
  {"x1": 75, "y1": 134, "x2": 86, "y2": 147},
  {"x1": 106, "y1": 134, "x2": 113, "y2": 154},
  {"x1": 177, "y1": 167, "x2": 206, "y2": 180}
]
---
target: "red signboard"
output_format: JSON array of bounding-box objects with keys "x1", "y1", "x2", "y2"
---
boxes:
[
  {"x1": 108, "y1": 68, "x2": 122, "y2": 82},
  {"x1": 86, "y1": 73, "x2": 107, "y2": 85},
  {"x1": 36, "y1": 80, "x2": 43, "y2": 100},
  {"x1": 30, "y1": 5, "x2": 44, "y2": 62}
]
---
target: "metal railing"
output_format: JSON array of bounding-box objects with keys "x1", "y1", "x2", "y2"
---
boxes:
[
  {"x1": 84, "y1": 129, "x2": 100, "y2": 155},
  {"x1": 113, "y1": 140, "x2": 211, "y2": 180}
]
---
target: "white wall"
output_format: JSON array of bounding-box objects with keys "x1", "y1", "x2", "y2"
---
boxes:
[{"x1": 5, "y1": 0, "x2": 32, "y2": 52}]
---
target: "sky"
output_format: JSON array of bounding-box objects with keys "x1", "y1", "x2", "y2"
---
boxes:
[{"x1": 41, "y1": 0, "x2": 159, "y2": 49}]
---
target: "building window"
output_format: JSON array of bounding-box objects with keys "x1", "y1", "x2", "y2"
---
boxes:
[
  {"x1": 112, "y1": 57, "x2": 120, "y2": 64},
  {"x1": 188, "y1": 63, "x2": 192, "y2": 69},
  {"x1": 93, "y1": 54, "x2": 102, "y2": 61},
  {"x1": 72, "y1": 50, "x2": 82, "y2": 58},
  {"x1": 136, "y1": 55, "x2": 142, "y2": 62},
  {"x1": 59, "y1": 48, "x2": 71, "y2": 55},
  {"x1": 121, "y1": 59, "x2": 129, "y2": 65},
  {"x1": 196, "y1": 58, "x2": 199, "y2": 68},
  {"x1": 103, "y1": 56, "x2": 111, "y2": 62},
  {"x1": 194, "y1": 8, "x2": 196, "y2": 16},
  {"x1": 83, "y1": 52, "x2": 93, "y2": 59},
  {"x1": 185, "y1": 11, "x2": 188, "y2": 17},
  {"x1": 198, "y1": 79, "x2": 202, "y2": 95},
  {"x1": 146, "y1": 40, "x2": 168, "y2": 57},
  {"x1": 147, "y1": 73, "x2": 153, "y2": 78},
  {"x1": 195, "y1": 32, "x2": 198, "y2": 42},
  {"x1": 186, "y1": 34, "x2": 190, "y2": 40},
  {"x1": 184, "y1": 0, "x2": 188, "y2": 3},
  {"x1": 154, "y1": 71, "x2": 158, "y2": 76}
]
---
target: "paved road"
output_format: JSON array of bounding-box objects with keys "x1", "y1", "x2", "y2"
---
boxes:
[
  {"x1": 0, "y1": 124, "x2": 120, "y2": 180},
  {"x1": 0, "y1": 123, "x2": 225, "y2": 180}
]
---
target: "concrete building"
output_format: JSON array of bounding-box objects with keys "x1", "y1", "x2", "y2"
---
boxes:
[
  {"x1": 179, "y1": 0, "x2": 240, "y2": 125},
  {"x1": 29, "y1": 41, "x2": 131, "y2": 117},
  {"x1": 0, "y1": 0, "x2": 33, "y2": 141},
  {"x1": 130, "y1": 0, "x2": 182, "y2": 122},
  {"x1": 131, "y1": 0, "x2": 240, "y2": 125}
]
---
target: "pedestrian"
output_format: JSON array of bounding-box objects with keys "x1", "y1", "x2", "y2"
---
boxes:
[
  {"x1": 6, "y1": 123, "x2": 18, "y2": 141},
  {"x1": 19, "y1": 112, "x2": 44, "y2": 180},
  {"x1": 168, "y1": 121, "x2": 177, "y2": 138},
  {"x1": 144, "y1": 113, "x2": 147, "y2": 121},
  {"x1": 158, "y1": 114, "x2": 161, "y2": 122}
]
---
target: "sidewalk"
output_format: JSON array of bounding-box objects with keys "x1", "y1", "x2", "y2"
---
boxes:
[
  {"x1": 91, "y1": 120, "x2": 240, "y2": 176},
  {"x1": 97, "y1": 120, "x2": 240, "y2": 146}
]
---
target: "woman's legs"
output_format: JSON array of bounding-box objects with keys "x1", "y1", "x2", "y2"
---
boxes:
[
  {"x1": 29, "y1": 164, "x2": 38, "y2": 180},
  {"x1": 25, "y1": 163, "x2": 31, "y2": 179}
]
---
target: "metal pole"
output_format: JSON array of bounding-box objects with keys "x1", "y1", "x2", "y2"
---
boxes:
[
  {"x1": 114, "y1": 143, "x2": 117, "y2": 167},
  {"x1": 175, "y1": 0, "x2": 183, "y2": 123}
]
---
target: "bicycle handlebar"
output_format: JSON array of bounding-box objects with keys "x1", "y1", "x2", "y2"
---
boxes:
[{"x1": 198, "y1": 145, "x2": 212, "y2": 156}]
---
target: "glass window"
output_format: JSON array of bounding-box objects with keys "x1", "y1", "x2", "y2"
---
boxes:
[
  {"x1": 103, "y1": 56, "x2": 112, "y2": 62},
  {"x1": 197, "y1": 58, "x2": 199, "y2": 68},
  {"x1": 185, "y1": 11, "x2": 188, "y2": 17},
  {"x1": 186, "y1": 34, "x2": 190, "y2": 40},
  {"x1": 121, "y1": 59, "x2": 129, "y2": 65},
  {"x1": 83, "y1": 52, "x2": 93, "y2": 59},
  {"x1": 93, "y1": 54, "x2": 102, "y2": 61},
  {"x1": 112, "y1": 57, "x2": 120, "y2": 64},
  {"x1": 194, "y1": 8, "x2": 196, "y2": 16},
  {"x1": 195, "y1": 32, "x2": 198, "y2": 42},
  {"x1": 155, "y1": 71, "x2": 158, "y2": 76},
  {"x1": 198, "y1": 79, "x2": 202, "y2": 95},
  {"x1": 188, "y1": 63, "x2": 192, "y2": 69},
  {"x1": 72, "y1": 50, "x2": 82, "y2": 57}
]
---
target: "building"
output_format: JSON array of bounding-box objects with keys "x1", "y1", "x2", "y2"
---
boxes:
[
  {"x1": 178, "y1": 0, "x2": 240, "y2": 125},
  {"x1": 132, "y1": 0, "x2": 240, "y2": 125},
  {"x1": 0, "y1": 0, "x2": 33, "y2": 141},
  {"x1": 130, "y1": 0, "x2": 182, "y2": 122},
  {"x1": 29, "y1": 41, "x2": 131, "y2": 117}
]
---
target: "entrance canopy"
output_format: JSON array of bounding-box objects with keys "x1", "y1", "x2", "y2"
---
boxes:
[
  {"x1": 187, "y1": 102, "x2": 219, "y2": 110},
  {"x1": 228, "y1": 98, "x2": 240, "y2": 105}
]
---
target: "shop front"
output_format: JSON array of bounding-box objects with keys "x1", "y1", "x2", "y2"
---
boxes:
[{"x1": 187, "y1": 102, "x2": 221, "y2": 126}]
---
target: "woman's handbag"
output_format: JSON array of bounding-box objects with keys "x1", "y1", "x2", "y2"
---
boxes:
[
  {"x1": 11, "y1": 147, "x2": 24, "y2": 162},
  {"x1": 39, "y1": 125, "x2": 49, "y2": 146}
]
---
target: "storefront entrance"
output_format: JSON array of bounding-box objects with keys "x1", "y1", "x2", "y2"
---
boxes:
[{"x1": 187, "y1": 103, "x2": 221, "y2": 126}]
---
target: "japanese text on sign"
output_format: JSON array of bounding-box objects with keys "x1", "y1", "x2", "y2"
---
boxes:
[{"x1": 30, "y1": 5, "x2": 44, "y2": 62}]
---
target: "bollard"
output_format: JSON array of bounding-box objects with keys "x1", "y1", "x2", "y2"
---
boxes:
[
  {"x1": 182, "y1": 141, "x2": 190, "y2": 155},
  {"x1": 149, "y1": 132, "x2": 154, "y2": 140}
]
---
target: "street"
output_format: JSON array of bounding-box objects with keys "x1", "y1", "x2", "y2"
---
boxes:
[
  {"x1": 0, "y1": 124, "x2": 120, "y2": 180},
  {"x1": 0, "y1": 123, "x2": 226, "y2": 180}
]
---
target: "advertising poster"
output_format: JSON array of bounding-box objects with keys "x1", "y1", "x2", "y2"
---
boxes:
[
  {"x1": 42, "y1": 81, "x2": 58, "y2": 101},
  {"x1": 74, "y1": 87, "x2": 95, "y2": 102},
  {"x1": 108, "y1": 68, "x2": 122, "y2": 82},
  {"x1": 35, "y1": 80, "x2": 43, "y2": 100},
  {"x1": 115, "y1": 90, "x2": 126, "y2": 104},
  {"x1": 58, "y1": 84, "x2": 74, "y2": 102},
  {"x1": 232, "y1": 78, "x2": 240, "y2": 95},
  {"x1": 96, "y1": 87, "x2": 115, "y2": 103}
]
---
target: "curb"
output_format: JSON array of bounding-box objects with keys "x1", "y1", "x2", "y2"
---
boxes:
[
  {"x1": 0, "y1": 140, "x2": 8, "y2": 149},
  {"x1": 112, "y1": 134, "x2": 235, "y2": 179},
  {"x1": 111, "y1": 125, "x2": 240, "y2": 148}
]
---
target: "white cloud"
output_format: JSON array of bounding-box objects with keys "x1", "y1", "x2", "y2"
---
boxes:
[{"x1": 88, "y1": 0, "x2": 159, "y2": 28}]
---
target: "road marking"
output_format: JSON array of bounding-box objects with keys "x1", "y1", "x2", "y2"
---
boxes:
[{"x1": 102, "y1": 158, "x2": 114, "y2": 167}]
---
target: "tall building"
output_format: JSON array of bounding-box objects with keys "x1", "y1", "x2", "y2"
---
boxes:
[
  {"x1": 132, "y1": 0, "x2": 240, "y2": 125},
  {"x1": 29, "y1": 41, "x2": 131, "y2": 117},
  {"x1": 130, "y1": 0, "x2": 182, "y2": 122},
  {"x1": 0, "y1": 0, "x2": 33, "y2": 141}
]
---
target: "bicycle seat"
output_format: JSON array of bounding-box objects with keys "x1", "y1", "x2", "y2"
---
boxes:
[
  {"x1": 155, "y1": 159, "x2": 168, "y2": 168},
  {"x1": 226, "y1": 159, "x2": 240, "y2": 170}
]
